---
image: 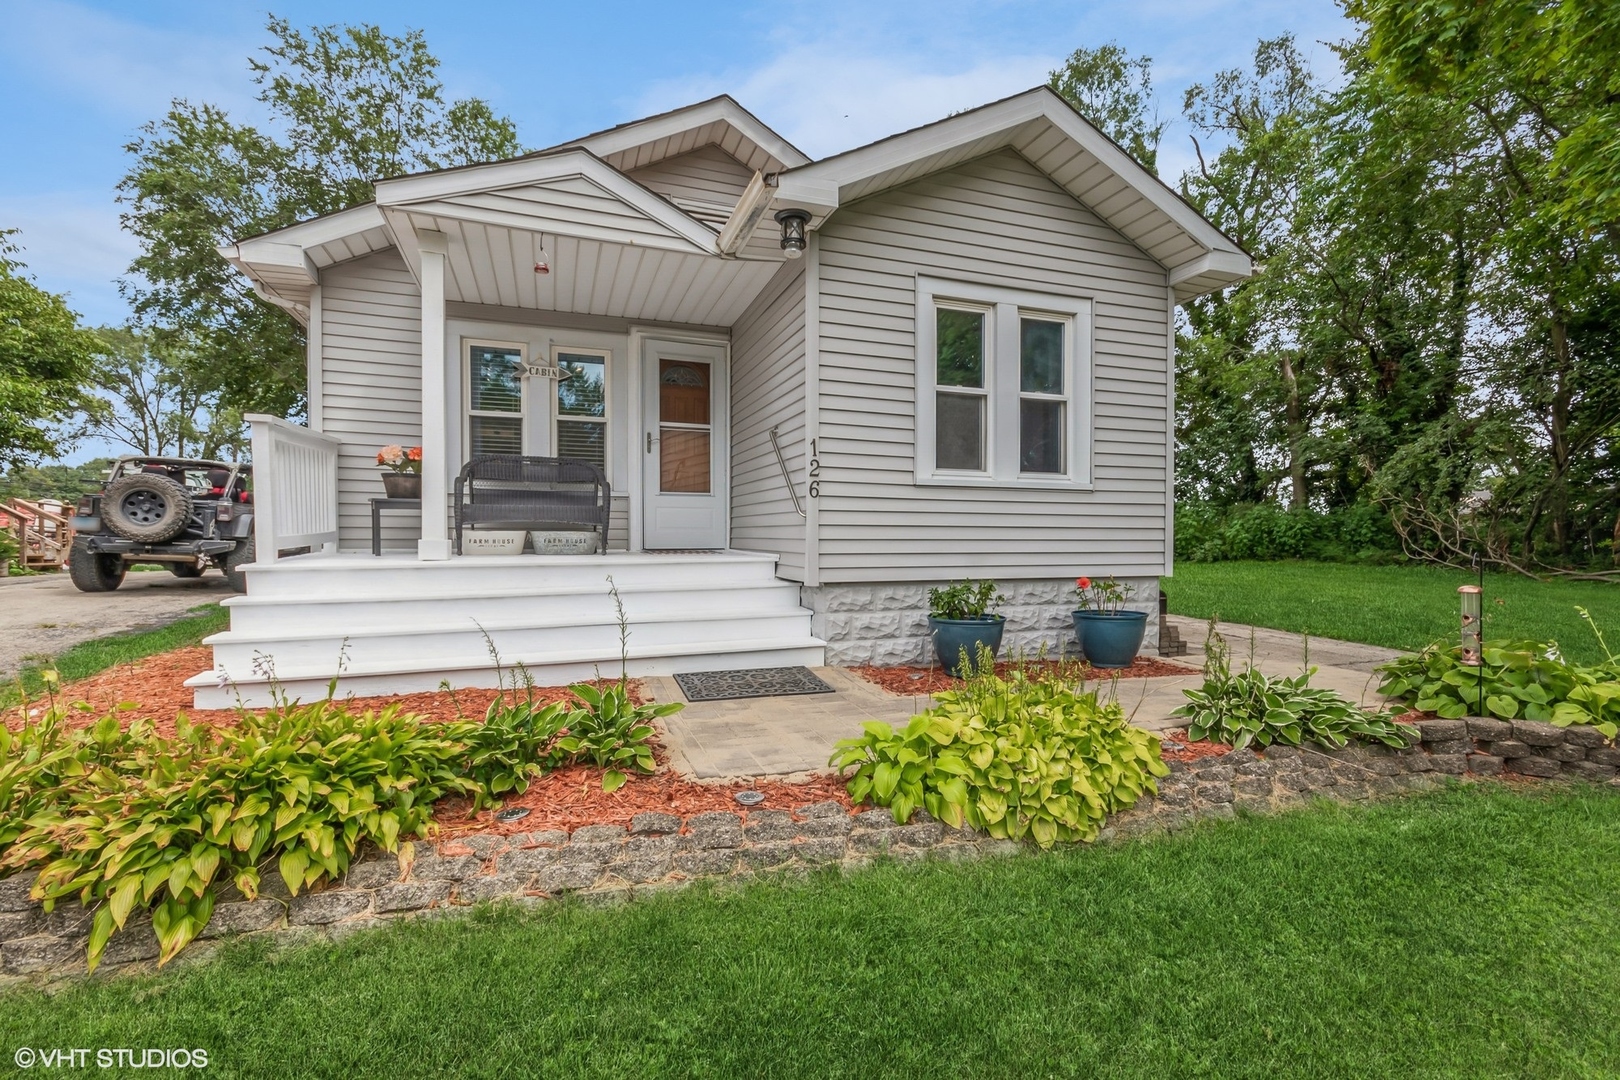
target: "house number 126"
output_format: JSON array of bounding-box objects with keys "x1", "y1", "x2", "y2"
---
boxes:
[{"x1": 808, "y1": 438, "x2": 821, "y2": 498}]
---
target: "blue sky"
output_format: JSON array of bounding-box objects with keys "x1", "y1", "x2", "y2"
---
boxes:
[{"x1": 1, "y1": 0, "x2": 1354, "y2": 333}]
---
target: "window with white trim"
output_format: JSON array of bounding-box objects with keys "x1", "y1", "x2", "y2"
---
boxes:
[
  {"x1": 466, "y1": 340, "x2": 525, "y2": 457},
  {"x1": 915, "y1": 277, "x2": 1092, "y2": 486},
  {"x1": 553, "y1": 348, "x2": 608, "y2": 472}
]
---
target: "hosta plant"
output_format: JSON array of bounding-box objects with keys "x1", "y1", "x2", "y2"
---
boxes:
[
  {"x1": 1376, "y1": 609, "x2": 1620, "y2": 739},
  {"x1": 1173, "y1": 623, "x2": 1414, "y2": 751},
  {"x1": 829, "y1": 666, "x2": 1168, "y2": 847}
]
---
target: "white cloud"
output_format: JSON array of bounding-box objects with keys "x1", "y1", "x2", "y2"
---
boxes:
[
  {"x1": 635, "y1": 43, "x2": 1060, "y2": 160},
  {"x1": 0, "y1": 192, "x2": 136, "y2": 326},
  {"x1": 2, "y1": 0, "x2": 257, "y2": 123}
]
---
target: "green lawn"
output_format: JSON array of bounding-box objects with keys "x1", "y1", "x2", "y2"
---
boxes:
[
  {"x1": 3, "y1": 785, "x2": 1617, "y2": 1078},
  {"x1": 1164, "y1": 560, "x2": 1620, "y2": 663},
  {"x1": 1, "y1": 603, "x2": 228, "y2": 709}
]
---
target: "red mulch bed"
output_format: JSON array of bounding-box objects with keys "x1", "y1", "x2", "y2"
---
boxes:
[
  {"x1": 1158, "y1": 729, "x2": 1233, "y2": 762},
  {"x1": 9, "y1": 645, "x2": 854, "y2": 836},
  {"x1": 854, "y1": 655, "x2": 1196, "y2": 696},
  {"x1": 434, "y1": 767, "x2": 854, "y2": 838},
  {"x1": 4, "y1": 645, "x2": 647, "y2": 737}
]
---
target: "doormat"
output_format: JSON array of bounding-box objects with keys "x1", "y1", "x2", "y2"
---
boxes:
[{"x1": 674, "y1": 666, "x2": 835, "y2": 702}]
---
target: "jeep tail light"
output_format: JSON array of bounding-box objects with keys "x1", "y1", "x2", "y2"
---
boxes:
[
  {"x1": 77, "y1": 496, "x2": 95, "y2": 516},
  {"x1": 216, "y1": 502, "x2": 234, "y2": 523}
]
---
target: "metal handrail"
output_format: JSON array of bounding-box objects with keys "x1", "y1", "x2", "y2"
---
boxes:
[{"x1": 768, "y1": 425, "x2": 807, "y2": 519}]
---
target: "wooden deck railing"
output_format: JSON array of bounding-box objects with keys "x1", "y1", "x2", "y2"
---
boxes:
[{"x1": 246, "y1": 414, "x2": 341, "y2": 563}]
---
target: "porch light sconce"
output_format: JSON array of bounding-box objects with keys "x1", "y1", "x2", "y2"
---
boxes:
[{"x1": 775, "y1": 209, "x2": 810, "y2": 259}]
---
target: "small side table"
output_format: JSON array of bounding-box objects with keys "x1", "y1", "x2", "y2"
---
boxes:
[{"x1": 370, "y1": 497, "x2": 422, "y2": 556}]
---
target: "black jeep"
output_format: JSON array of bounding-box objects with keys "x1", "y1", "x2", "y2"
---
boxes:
[{"x1": 67, "y1": 457, "x2": 255, "y2": 592}]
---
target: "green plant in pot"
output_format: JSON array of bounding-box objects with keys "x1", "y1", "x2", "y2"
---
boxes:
[
  {"x1": 927, "y1": 579, "x2": 1007, "y2": 676},
  {"x1": 1072, "y1": 575, "x2": 1147, "y2": 668}
]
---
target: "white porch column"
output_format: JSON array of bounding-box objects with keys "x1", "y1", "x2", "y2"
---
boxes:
[{"x1": 417, "y1": 230, "x2": 452, "y2": 561}]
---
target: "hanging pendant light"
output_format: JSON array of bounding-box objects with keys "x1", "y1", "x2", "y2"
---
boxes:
[{"x1": 533, "y1": 232, "x2": 551, "y2": 276}]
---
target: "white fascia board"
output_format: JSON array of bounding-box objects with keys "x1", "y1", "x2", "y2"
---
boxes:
[
  {"x1": 233, "y1": 203, "x2": 387, "y2": 255},
  {"x1": 1167, "y1": 248, "x2": 1254, "y2": 289},
  {"x1": 375, "y1": 150, "x2": 718, "y2": 256},
  {"x1": 781, "y1": 87, "x2": 1242, "y2": 265},
  {"x1": 567, "y1": 97, "x2": 811, "y2": 169},
  {"x1": 769, "y1": 175, "x2": 842, "y2": 218}
]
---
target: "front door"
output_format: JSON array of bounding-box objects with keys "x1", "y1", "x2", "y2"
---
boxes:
[{"x1": 641, "y1": 339, "x2": 727, "y2": 549}]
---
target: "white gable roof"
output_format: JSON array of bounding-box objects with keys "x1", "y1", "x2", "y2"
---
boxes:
[
  {"x1": 546, "y1": 94, "x2": 810, "y2": 175},
  {"x1": 772, "y1": 86, "x2": 1251, "y2": 300}
]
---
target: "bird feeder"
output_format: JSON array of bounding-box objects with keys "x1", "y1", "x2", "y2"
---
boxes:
[{"x1": 1458, "y1": 585, "x2": 1482, "y2": 665}]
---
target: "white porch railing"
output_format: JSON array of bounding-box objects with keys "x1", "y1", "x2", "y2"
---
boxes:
[{"x1": 246, "y1": 413, "x2": 341, "y2": 563}]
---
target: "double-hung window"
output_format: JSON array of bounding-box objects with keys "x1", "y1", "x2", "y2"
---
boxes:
[
  {"x1": 553, "y1": 349, "x2": 608, "y2": 472},
  {"x1": 916, "y1": 276, "x2": 1092, "y2": 487},
  {"x1": 466, "y1": 341, "x2": 525, "y2": 457}
]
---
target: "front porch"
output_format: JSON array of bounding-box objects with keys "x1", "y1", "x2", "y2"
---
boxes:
[{"x1": 189, "y1": 548, "x2": 823, "y2": 707}]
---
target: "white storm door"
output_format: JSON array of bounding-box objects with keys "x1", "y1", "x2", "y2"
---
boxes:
[{"x1": 641, "y1": 339, "x2": 727, "y2": 549}]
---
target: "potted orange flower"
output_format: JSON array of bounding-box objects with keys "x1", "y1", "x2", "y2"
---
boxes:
[
  {"x1": 377, "y1": 444, "x2": 423, "y2": 499},
  {"x1": 1072, "y1": 575, "x2": 1146, "y2": 668}
]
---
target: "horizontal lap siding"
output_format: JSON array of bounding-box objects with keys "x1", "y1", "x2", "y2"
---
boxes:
[
  {"x1": 729, "y1": 260, "x2": 806, "y2": 580},
  {"x1": 320, "y1": 250, "x2": 424, "y2": 552},
  {"x1": 815, "y1": 150, "x2": 1169, "y2": 583}
]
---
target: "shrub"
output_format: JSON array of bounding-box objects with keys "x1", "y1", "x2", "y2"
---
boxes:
[
  {"x1": 1377, "y1": 611, "x2": 1620, "y2": 738},
  {"x1": 829, "y1": 663, "x2": 1168, "y2": 847},
  {"x1": 927, "y1": 579, "x2": 1005, "y2": 620},
  {"x1": 1175, "y1": 501, "x2": 1400, "y2": 563},
  {"x1": 0, "y1": 680, "x2": 682, "y2": 969},
  {"x1": 4, "y1": 699, "x2": 472, "y2": 969},
  {"x1": 1172, "y1": 622, "x2": 1415, "y2": 750}
]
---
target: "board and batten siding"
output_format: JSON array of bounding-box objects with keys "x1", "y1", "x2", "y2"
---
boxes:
[
  {"x1": 319, "y1": 249, "x2": 424, "y2": 552},
  {"x1": 729, "y1": 259, "x2": 807, "y2": 580},
  {"x1": 814, "y1": 149, "x2": 1171, "y2": 582}
]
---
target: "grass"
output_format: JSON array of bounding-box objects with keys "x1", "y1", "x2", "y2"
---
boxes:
[
  {"x1": 1, "y1": 603, "x2": 228, "y2": 709},
  {"x1": 1164, "y1": 560, "x2": 1620, "y2": 664},
  {"x1": 3, "y1": 784, "x2": 1618, "y2": 1078}
]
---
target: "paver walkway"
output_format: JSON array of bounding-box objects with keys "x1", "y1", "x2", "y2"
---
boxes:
[{"x1": 650, "y1": 617, "x2": 1408, "y2": 780}]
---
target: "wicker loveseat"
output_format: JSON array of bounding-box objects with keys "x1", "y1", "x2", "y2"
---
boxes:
[{"x1": 452, "y1": 455, "x2": 610, "y2": 555}]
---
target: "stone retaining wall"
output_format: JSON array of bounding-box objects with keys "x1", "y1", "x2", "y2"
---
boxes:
[
  {"x1": 2, "y1": 717, "x2": 1614, "y2": 985},
  {"x1": 801, "y1": 578, "x2": 1161, "y2": 666}
]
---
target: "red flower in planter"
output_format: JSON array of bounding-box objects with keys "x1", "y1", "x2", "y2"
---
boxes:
[{"x1": 1076, "y1": 576, "x2": 1091, "y2": 590}]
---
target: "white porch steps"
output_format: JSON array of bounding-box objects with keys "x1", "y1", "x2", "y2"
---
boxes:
[{"x1": 186, "y1": 550, "x2": 825, "y2": 707}]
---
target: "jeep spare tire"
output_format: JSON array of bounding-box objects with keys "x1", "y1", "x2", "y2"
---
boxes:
[{"x1": 103, "y1": 473, "x2": 193, "y2": 543}]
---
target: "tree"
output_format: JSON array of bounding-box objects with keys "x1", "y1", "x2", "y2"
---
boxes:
[
  {"x1": 119, "y1": 18, "x2": 523, "y2": 422},
  {"x1": 1048, "y1": 44, "x2": 1168, "y2": 171},
  {"x1": 0, "y1": 231, "x2": 99, "y2": 470},
  {"x1": 88, "y1": 327, "x2": 243, "y2": 460}
]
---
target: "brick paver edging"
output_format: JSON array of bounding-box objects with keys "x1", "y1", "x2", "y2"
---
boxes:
[{"x1": 2, "y1": 717, "x2": 1615, "y2": 985}]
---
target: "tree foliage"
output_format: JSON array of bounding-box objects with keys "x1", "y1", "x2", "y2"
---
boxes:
[
  {"x1": 118, "y1": 18, "x2": 522, "y2": 422},
  {"x1": 1163, "y1": 16, "x2": 1620, "y2": 574},
  {"x1": 0, "y1": 232, "x2": 99, "y2": 470},
  {"x1": 1048, "y1": 43, "x2": 1167, "y2": 171}
]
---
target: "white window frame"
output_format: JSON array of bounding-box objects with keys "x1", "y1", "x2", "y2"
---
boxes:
[
  {"x1": 915, "y1": 275, "x2": 1093, "y2": 488},
  {"x1": 550, "y1": 344, "x2": 611, "y2": 477},
  {"x1": 463, "y1": 338, "x2": 528, "y2": 461}
]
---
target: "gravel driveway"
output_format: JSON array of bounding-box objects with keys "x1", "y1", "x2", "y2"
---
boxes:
[{"x1": 0, "y1": 570, "x2": 231, "y2": 679}]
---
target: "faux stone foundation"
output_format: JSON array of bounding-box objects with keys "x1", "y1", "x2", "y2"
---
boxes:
[{"x1": 801, "y1": 577, "x2": 1161, "y2": 666}]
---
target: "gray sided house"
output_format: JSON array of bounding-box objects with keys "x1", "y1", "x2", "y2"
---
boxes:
[{"x1": 201, "y1": 88, "x2": 1250, "y2": 706}]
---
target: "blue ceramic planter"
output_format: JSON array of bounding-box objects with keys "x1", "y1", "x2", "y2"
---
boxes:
[
  {"x1": 928, "y1": 616, "x2": 1005, "y2": 676},
  {"x1": 1072, "y1": 610, "x2": 1148, "y2": 668}
]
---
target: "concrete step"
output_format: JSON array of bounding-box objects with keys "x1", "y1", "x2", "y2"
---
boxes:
[
  {"x1": 221, "y1": 580, "x2": 806, "y2": 634},
  {"x1": 188, "y1": 637, "x2": 829, "y2": 708},
  {"x1": 237, "y1": 550, "x2": 786, "y2": 599},
  {"x1": 192, "y1": 549, "x2": 823, "y2": 708},
  {"x1": 204, "y1": 608, "x2": 818, "y2": 672}
]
